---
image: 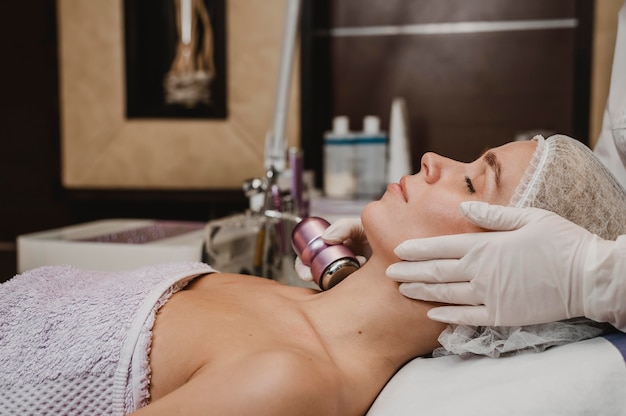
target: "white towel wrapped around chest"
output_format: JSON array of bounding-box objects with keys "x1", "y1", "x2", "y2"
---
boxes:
[{"x1": 0, "y1": 261, "x2": 215, "y2": 416}]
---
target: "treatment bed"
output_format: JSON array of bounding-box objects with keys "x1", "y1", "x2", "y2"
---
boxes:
[
  {"x1": 368, "y1": 332, "x2": 626, "y2": 415},
  {"x1": 3, "y1": 256, "x2": 625, "y2": 415}
]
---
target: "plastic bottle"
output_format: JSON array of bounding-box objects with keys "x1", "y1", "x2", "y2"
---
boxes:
[
  {"x1": 355, "y1": 116, "x2": 388, "y2": 198},
  {"x1": 324, "y1": 116, "x2": 356, "y2": 198},
  {"x1": 387, "y1": 98, "x2": 412, "y2": 184}
]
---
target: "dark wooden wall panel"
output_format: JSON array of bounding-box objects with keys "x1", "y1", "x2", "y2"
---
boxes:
[
  {"x1": 331, "y1": 0, "x2": 575, "y2": 26},
  {"x1": 301, "y1": 0, "x2": 592, "y2": 186},
  {"x1": 330, "y1": 29, "x2": 576, "y2": 163}
]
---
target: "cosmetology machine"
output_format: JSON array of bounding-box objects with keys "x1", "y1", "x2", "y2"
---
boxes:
[{"x1": 203, "y1": 0, "x2": 360, "y2": 289}]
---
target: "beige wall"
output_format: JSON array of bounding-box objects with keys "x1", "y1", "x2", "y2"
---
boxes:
[
  {"x1": 590, "y1": 0, "x2": 623, "y2": 147},
  {"x1": 58, "y1": 0, "x2": 300, "y2": 190}
]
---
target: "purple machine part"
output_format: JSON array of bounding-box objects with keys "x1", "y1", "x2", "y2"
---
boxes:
[{"x1": 291, "y1": 217, "x2": 360, "y2": 290}]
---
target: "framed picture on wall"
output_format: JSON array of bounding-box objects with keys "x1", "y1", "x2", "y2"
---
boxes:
[
  {"x1": 57, "y1": 0, "x2": 300, "y2": 190},
  {"x1": 124, "y1": 0, "x2": 227, "y2": 119}
]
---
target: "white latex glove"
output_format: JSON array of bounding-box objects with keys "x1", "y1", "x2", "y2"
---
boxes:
[
  {"x1": 387, "y1": 201, "x2": 626, "y2": 330},
  {"x1": 294, "y1": 217, "x2": 371, "y2": 281}
]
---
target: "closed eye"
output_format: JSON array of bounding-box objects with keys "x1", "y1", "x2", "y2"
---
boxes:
[{"x1": 465, "y1": 176, "x2": 476, "y2": 194}]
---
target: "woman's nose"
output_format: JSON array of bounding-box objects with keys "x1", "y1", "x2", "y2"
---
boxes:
[{"x1": 420, "y1": 152, "x2": 444, "y2": 184}]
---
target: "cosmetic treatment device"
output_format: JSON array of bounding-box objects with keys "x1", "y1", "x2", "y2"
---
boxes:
[{"x1": 291, "y1": 217, "x2": 360, "y2": 290}]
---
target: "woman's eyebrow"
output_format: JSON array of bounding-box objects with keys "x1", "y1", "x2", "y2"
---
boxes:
[{"x1": 482, "y1": 150, "x2": 501, "y2": 186}]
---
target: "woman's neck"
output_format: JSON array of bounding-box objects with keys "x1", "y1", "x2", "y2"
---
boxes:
[{"x1": 301, "y1": 255, "x2": 445, "y2": 392}]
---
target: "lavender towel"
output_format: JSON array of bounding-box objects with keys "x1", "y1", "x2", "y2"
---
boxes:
[{"x1": 0, "y1": 261, "x2": 215, "y2": 415}]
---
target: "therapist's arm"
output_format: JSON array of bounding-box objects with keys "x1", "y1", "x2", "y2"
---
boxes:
[{"x1": 386, "y1": 201, "x2": 626, "y2": 331}]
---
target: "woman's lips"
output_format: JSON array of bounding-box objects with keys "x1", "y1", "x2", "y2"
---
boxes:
[{"x1": 386, "y1": 179, "x2": 408, "y2": 202}]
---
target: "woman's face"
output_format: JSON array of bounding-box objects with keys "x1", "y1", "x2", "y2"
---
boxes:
[{"x1": 362, "y1": 140, "x2": 537, "y2": 261}]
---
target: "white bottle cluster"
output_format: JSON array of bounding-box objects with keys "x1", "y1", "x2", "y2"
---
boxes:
[{"x1": 323, "y1": 115, "x2": 388, "y2": 199}]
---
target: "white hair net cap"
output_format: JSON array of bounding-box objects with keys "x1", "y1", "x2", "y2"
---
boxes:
[
  {"x1": 512, "y1": 134, "x2": 626, "y2": 240},
  {"x1": 436, "y1": 134, "x2": 626, "y2": 358}
]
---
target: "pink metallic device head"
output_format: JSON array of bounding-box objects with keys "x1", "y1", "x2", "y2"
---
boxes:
[{"x1": 291, "y1": 217, "x2": 360, "y2": 290}]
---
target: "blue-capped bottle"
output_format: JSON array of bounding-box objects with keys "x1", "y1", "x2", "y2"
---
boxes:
[
  {"x1": 324, "y1": 116, "x2": 356, "y2": 198},
  {"x1": 355, "y1": 116, "x2": 388, "y2": 199}
]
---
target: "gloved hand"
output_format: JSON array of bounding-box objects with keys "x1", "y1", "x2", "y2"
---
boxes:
[
  {"x1": 294, "y1": 217, "x2": 371, "y2": 281},
  {"x1": 387, "y1": 201, "x2": 626, "y2": 328}
]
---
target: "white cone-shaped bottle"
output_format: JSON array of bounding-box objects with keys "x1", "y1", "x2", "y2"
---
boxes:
[{"x1": 387, "y1": 97, "x2": 412, "y2": 183}]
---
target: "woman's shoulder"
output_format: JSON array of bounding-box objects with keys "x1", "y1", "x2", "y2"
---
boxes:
[{"x1": 186, "y1": 271, "x2": 320, "y2": 298}]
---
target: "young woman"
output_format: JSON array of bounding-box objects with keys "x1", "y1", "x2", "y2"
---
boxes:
[{"x1": 2, "y1": 135, "x2": 624, "y2": 416}]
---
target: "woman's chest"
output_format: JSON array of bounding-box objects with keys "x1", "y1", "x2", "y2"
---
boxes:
[{"x1": 148, "y1": 285, "x2": 322, "y2": 399}]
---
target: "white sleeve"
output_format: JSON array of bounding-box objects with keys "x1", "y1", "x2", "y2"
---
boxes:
[
  {"x1": 594, "y1": 1, "x2": 626, "y2": 189},
  {"x1": 590, "y1": 2, "x2": 626, "y2": 332},
  {"x1": 584, "y1": 235, "x2": 626, "y2": 332}
]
